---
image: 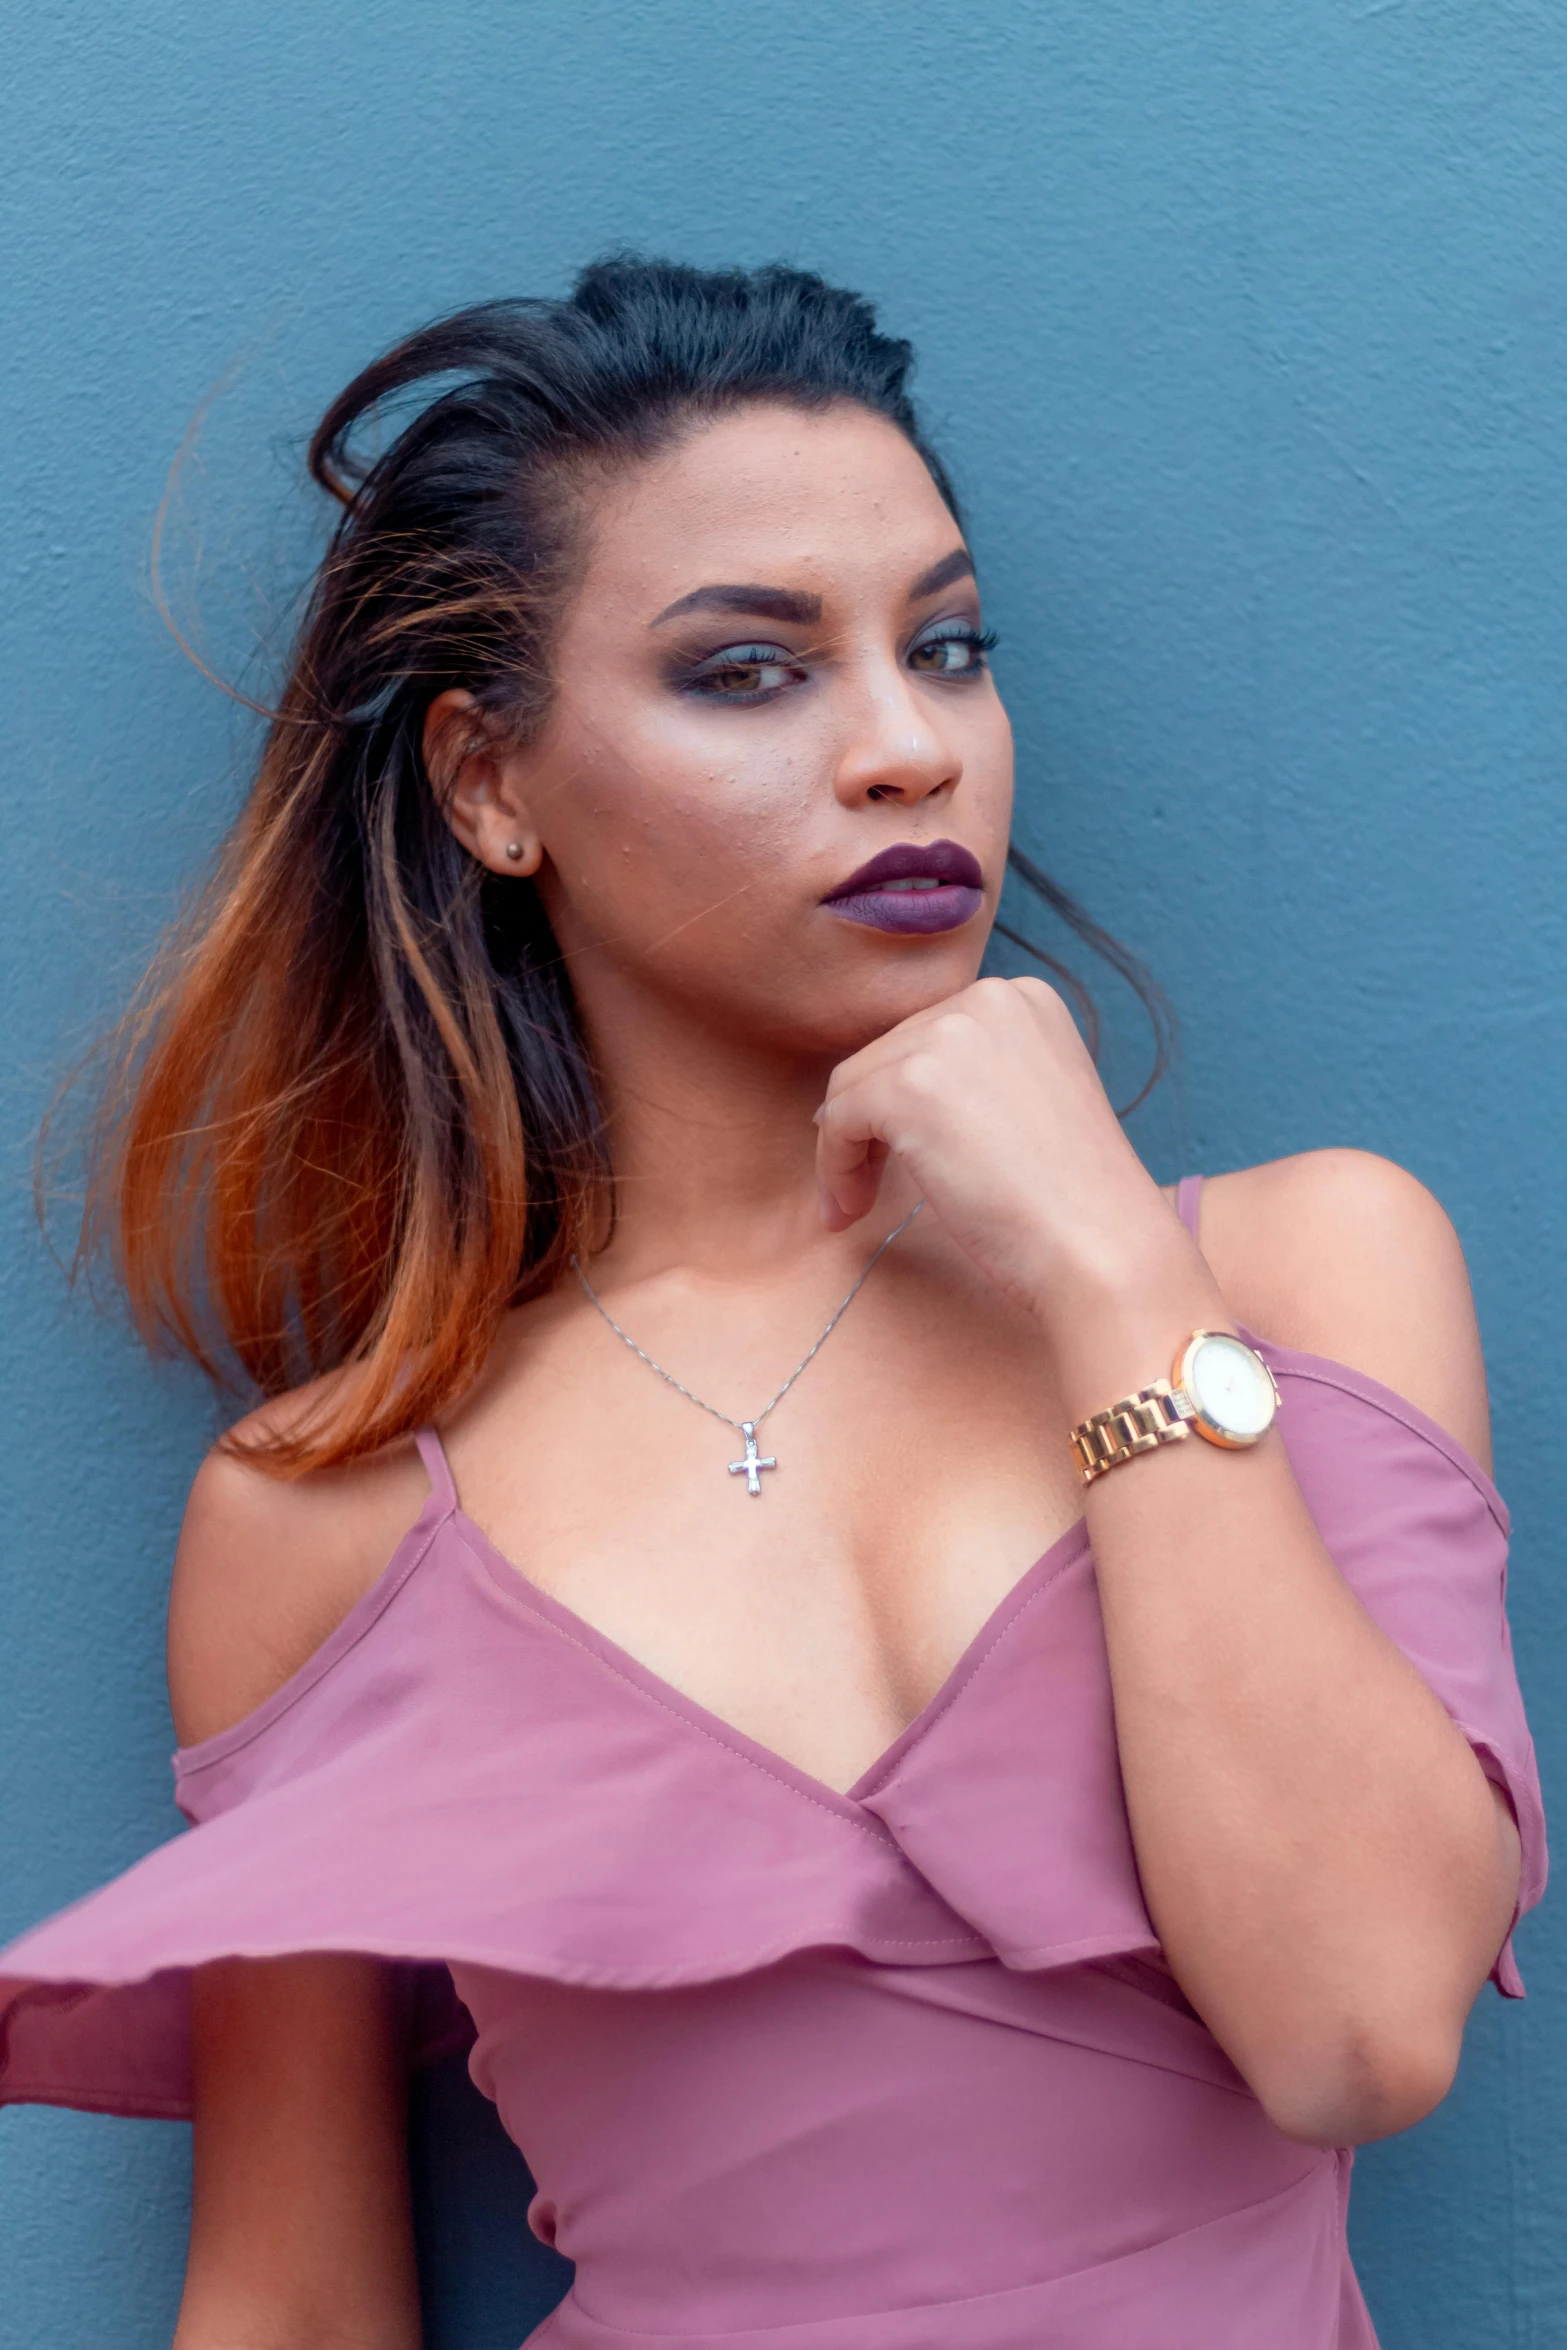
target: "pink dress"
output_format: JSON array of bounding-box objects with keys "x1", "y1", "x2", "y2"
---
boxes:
[{"x1": 0, "y1": 1178, "x2": 1545, "y2": 2349}]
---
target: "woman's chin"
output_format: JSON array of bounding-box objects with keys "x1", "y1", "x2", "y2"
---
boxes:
[{"x1": 774, "y1": 953, "x2": 987, "y2": 1058}]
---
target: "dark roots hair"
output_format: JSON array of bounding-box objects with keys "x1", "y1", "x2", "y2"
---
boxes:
[{"x1": 65, "y1": 254, "x2": 1170, "y2": 1473}]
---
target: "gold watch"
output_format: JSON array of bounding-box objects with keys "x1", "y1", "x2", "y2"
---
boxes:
[{"x1": 1070, "y1": 1330, "x2": 1280, "y2": 1485}]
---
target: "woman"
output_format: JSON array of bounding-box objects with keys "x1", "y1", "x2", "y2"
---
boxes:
[{"x1": 0, "y1": 258, "x2": 1543, "y2": 2349}]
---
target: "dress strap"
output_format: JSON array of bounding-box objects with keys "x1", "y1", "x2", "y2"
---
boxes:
[
  {"x1": 414, "y1": 1427, "x2": 458, "y2": 1514},
  {"x1": 1175, "y1": 1174, "x2": 1205, "y2": 1241}
]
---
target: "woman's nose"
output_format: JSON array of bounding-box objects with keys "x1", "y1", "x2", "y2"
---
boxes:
[{"x1": 831, "y1": 668, "x2": 962, "y2": 807}]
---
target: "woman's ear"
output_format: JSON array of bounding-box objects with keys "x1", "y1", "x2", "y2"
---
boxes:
[{"x1": 422, "y1": 688, "x2": 544, "y2": 877}]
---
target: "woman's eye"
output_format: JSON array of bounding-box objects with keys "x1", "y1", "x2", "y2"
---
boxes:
[
  {"x1": 909, "y1": 628, "x2": 996, "y2": 677},
  {"x1": 684, "y1": 645, "x2": 805, "y2": 699}
]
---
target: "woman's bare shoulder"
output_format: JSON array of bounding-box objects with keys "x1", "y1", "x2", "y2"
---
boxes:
[
  {"x1": 167, "y1": 1375, "x2": 433, "y2": 1747},
  {"x1": 1195, "y1": 1149, "x2": 1492, "y2": 1472}
]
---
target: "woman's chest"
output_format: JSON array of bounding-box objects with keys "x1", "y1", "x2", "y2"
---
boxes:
[{"x1": 444, "y1": 1275, "x2": 1084, "y2": 1792}]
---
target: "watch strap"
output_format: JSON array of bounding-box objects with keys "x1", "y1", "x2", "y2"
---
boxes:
[{"x1": 1070, "y1": 1378, "x2": 1194, "y2": 1485}]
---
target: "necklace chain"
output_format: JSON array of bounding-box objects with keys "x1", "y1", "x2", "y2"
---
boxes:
[{"x1": 571, "y1": 1198, "x2": 924, "y2": 1438}]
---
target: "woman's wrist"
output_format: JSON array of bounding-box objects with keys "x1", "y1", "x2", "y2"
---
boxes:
[{"x1": 1020, "y1": 1220, "x2": 1235, "y2": 1428}]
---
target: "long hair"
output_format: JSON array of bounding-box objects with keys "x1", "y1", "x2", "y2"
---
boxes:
[{"x1": 64, "y1": 256, "x2": 1171, "y2": 1475}]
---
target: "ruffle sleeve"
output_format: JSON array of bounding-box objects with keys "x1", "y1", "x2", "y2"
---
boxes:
[
  {"x1": 0, "y1": 1339, "x2": 1545, "y2": 2121},
  {"x1": 1250, "y1": 1335, "x2": 1545, "y2": 1993},
  {"x1": 0, "y1": 1476, "x2": 988, "y2": 2120}
]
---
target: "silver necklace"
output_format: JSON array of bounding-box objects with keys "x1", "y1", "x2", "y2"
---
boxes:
[{"x1": 570, "y1": 1199, "x2": 924, "y2": 1495}]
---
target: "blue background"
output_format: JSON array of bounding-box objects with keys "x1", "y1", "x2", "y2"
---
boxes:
[{"x1": 2, "y1": 3, "x2": 1564, "y2": 2343}]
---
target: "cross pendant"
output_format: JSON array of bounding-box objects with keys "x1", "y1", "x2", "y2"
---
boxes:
[{"x1": 727, "y1": 1421, "x2": 777, "y2": 1496}]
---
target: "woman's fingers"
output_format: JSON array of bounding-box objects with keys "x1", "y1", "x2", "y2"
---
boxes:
[
  {"x1": 811, "y1": 975, "x2": 1174, "y2": 1315},
  {"x1": 814, "y1": 1083, "x2": 899, "y2": 1229},
  {"x1": 812, "y1": 977, "x2": 1089, "y2": 1236},
  {"x1": 813, "y1": 986, "x2": 1023, "y2": 1228}
]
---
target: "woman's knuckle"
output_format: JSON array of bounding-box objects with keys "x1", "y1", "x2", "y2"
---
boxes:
[
  {"x1": 900, "y1": 1051, "x2": 943, "y2": 1097},
  {"x1": 1016, "y1": 975, "x2": 1065, "y2": 1017}
]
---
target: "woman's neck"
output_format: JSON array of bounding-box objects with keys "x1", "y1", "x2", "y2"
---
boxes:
[{"x1": 577, "y1": 986, "x2": 902, "y2": 1281}]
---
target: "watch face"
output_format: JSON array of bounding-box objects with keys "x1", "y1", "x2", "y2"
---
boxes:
[{"x1": 1184, "y1": 1333, "x2": 1277, "y2": 1441}]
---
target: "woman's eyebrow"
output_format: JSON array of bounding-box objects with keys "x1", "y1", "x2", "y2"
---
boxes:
[
  {"x1": 908, "y1": 547, "x2": 976, "y2": 601},
  {"x1": 650, "y1": 548, "x2": 973, "y2": 630},
  {"x1": 651, "y1": 583, "x2": 823, "y2": 627}
]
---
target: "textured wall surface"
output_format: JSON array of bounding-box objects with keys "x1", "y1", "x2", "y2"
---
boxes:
[{"x1": 2, "y1": 4, "x2": 1564, "y2": 2344}]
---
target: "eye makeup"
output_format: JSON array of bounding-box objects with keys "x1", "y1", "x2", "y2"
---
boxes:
[
  {"x1": 668, "y1": 620, "x2": 998, "y2": 705},
  {"x1": 908, "y1": 622, "x2": 998, "y2": 676}
]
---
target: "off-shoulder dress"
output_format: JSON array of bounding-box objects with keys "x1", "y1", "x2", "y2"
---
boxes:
[{"x1": 0, "y1": 1178, "x2": 1546, "y2": 2348}]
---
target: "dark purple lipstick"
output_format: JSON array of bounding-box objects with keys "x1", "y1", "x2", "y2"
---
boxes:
[{"x1": 821, "y1": 839, "x2": 985, "y2": 935}]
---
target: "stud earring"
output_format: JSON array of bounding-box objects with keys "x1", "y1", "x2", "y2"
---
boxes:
[{"x1": 504, "y1": 841, "x2": 526, "y2": 863}]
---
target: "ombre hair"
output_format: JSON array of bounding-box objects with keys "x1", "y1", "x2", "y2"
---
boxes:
[{"x1": 64, "y1": 256, "x2": 1170, "y2": 1475}]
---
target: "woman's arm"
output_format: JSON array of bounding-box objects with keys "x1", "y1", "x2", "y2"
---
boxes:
[
  {"x1": 1078, "y1": 1148, "x2": 1518, "y2": 2148},
  {"x1": 816, "y1": 980, "x2": 1521, "y2": 2148},
  {"x1": 168, "y1": 1427, "x2": 431, "y2": 2349},
  {"x1": 175, "y1": 1956, "x2": 422, "y2": 2350}
]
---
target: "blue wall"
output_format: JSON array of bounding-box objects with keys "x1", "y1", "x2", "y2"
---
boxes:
[{"x1": 2, "y1": 5, "x2": 1563, "y2": 2343}]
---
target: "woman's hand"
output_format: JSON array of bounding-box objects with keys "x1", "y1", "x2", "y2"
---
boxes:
[
  {"x1": 823, "y1": 987, "x2": 1520, "y2": 2149},
  {"x1": 814, "y1": 976, "x2": 1218, "y2": 1390}
]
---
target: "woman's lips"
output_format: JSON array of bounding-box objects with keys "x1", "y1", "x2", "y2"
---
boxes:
[
  {"x1": 824, "y1": 883, "x2": 985, "y2": 935},
  {"x1": 821, "y1": 838, "x2": 985, "y2": 936}
]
